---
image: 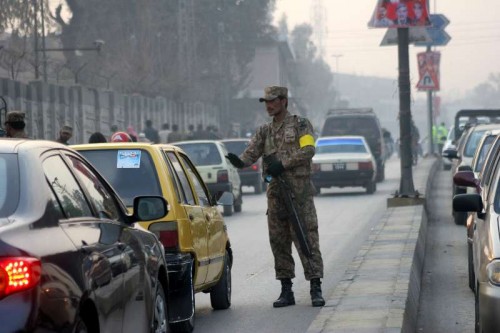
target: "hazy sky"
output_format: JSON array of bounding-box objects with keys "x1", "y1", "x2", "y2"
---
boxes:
[{"x1": 274, "y1": 0, "x2": 500, "y2": 100}]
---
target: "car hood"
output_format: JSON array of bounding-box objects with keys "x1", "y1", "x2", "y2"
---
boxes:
[{"x1": 313, "y1": 153, "x2": 373, "y2": 163}]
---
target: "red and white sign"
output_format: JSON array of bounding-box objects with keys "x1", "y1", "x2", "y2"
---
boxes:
[
  {"x1": 368, "y1": 0, "x2": 431, "y2": 29},
  {"x1": 416, "y1": 51, "x2": 441, "y2": 91}
]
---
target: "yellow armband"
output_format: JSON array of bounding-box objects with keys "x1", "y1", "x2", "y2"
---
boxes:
[{"x1": 299, "y1": 134, "x2": 315, "y2": 148}]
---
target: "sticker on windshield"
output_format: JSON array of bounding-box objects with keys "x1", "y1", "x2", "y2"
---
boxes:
[{"x1": 117, "y1": 150, "x2": 141, "y2": 168}]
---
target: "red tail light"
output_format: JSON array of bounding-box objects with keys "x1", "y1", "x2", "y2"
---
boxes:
[
  {"x1": 358, "y1": 161, "x2": 374, "y2": 170},
  {"x1": 251, "y1": 164, "x2": 258, "y2": 171},
  {"x1": 0, "y1": 257, "x2": 41, "y2": 299},
  {"x1": 149, "y1": 223, "x2": 179, "y2": 251},
  {"x1": 217, "y1": 170, "x2": 229, "y2": 183}
]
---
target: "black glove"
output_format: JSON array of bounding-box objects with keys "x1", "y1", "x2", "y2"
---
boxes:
[
  {"x1": 226, "y1": 153, "x2": 245, "y2": 169},
  {"x1": 266, "y1": 160, "x2": 285, "y2": 177}
]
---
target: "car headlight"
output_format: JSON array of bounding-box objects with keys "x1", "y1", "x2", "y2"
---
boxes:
[{"x1": 486, "y1": 260, "x2": 500, "y2": 285}]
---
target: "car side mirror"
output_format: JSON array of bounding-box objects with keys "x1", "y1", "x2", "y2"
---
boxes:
[
  {"x1": 453, "y1": 193, "x2": 483, "y2": 213},
  {"x1": 133, "y1": 196, "x2": 168, "y2": 221},
  {"x1": 442, "y1": 148, "x2": 458, "y2": 159}
]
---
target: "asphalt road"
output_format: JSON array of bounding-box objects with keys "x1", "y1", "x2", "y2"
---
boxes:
[
  {"x1": 193, "y1": 157, "x2": 401, "y2": 333},
  {"x1": 416, "y1": 165, "x2": 475, "y2": 332}
]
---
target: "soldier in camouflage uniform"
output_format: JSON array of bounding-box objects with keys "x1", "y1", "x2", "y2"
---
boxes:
[
  {"x1": 4, "y1": 111, "x2": 28, "y2": 139},
  {"x1": 227, "y1": 86, "x2": 325, "y2": 308}
]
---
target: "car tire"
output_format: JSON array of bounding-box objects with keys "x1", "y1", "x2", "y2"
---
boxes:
[
  {"x1": 153, "y1": 283, "x2": 168, "y2": 333},
  {"x1": 223, "y1": 204, "x2": 233, "y2": 217},
  {"x1": 366, "y1": 181, "x2": 376, "y2": 194},
  {"x1": 468, "y1": 243, "x2": 475, "y2": 292},
  {"x1": 210, "y1": 250, "x2": 232, "y2": 310}
]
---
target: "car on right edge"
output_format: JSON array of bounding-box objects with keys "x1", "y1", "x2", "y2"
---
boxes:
[{"x1": 453, "y1": 139, "x2": 500, "y2": 333}]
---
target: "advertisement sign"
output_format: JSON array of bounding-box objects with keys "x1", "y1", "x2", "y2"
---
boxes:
[
  {"x1": 416, "y1": 51, "x2": 441, "y2": 91},
  {"x1": 368, "y1": 0, "x2": 431, "y2": 28}
]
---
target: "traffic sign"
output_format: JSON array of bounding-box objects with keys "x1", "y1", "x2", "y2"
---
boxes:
[{"x1": 414, "y1": 14, "x2": 452, "y2": 47}]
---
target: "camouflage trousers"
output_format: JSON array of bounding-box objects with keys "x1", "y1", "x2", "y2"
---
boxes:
[{"x1": 267, "y1": 176, "x2": 324, "y2": 281}]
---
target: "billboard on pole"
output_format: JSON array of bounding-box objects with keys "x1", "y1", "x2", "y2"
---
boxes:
[{"x1": 368, "y1": 0, "x2": 431, "y2": 28}]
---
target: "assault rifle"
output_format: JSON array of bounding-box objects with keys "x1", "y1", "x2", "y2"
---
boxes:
[{"x1": 263, "y1": 154, "x2": 312, "y2": 258}]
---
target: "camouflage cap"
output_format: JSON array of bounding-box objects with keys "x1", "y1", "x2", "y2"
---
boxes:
[
  {"x1": 259, "y1": 86, "x2": 288, "y2": 102},
  {"x1": 60, "y1": 125, "x2": 73, "y2": 134},
  {"x1": 5, "y1": 111, "x2": 25, "y2": 124}
]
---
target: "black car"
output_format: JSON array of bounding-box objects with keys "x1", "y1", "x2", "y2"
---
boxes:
[
  {"x1": 0, "y1": 139, "x2": 169, "y2": 333},
  {"x1": 321, "y1": 108, "x2": 386, "y2": 182}
]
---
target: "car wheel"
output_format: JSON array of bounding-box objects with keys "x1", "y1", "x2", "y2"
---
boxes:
[
  {"x1": 376, "y1": 164, "x2": 385, "y2": 182},
  {"x1": 366, "y1": 181, "x2": 376, "y2": 194},
  {"x1": 468, "y1": 243, "x2": 475, "y2": 292},
  {"x1": 152, "y1": 283, "x2": 168, "y2": 333},
  {"x1": 254, "y1": 181, "x2": 263, "y2": 194},
  {"x1": 223, "y1": 204, "x2": 233, "y2": 216},
  {"x1": 234, "y1": 188, "x2": 242, "y2": 213},
  {"x1": 210, "y1": 250, "x2": 232, "y2": 310}
]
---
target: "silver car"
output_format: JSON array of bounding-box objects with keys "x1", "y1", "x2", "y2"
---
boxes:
[{"x1": 453, "y1": 147, "x2": 500, "y2": 332}]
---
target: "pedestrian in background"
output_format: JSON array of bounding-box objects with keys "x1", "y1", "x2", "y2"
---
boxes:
[
  {"x1": 226, "y1": 85, "x2": 325, "y2": 308},
  {"x1": 56, "y1": 125, "x2": 73, "y2": 145},
  {"x1": 4, "y1": 111, "x2": 28, "y2": 138},
  {"x1": 144, "y1": 119, "x2": 159, "y2": 143},
  {"x1": 167, "y1": 124, "x2": 184, "y2": 143},
  {"x1": 88, "y1": 132, "x2": 107, "y2": 143},
  {"x1": 158, "y1": 123, "x2": 171, "y2": 143}
]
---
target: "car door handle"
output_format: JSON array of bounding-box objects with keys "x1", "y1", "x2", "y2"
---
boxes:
[
  {"x1": 189, "y1": 214, "x2": 194, "y2": 220},
  {"x1": 117, "y1": 242, "x2": 127, "y2": 251}
]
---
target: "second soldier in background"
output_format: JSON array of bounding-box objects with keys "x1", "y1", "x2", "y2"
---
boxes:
[{"x1": 226, "y1": 85, "x2": 325, "y2": 308}]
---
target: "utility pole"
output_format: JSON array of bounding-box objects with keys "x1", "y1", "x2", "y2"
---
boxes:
[
  {"x1": 426, "y1": 46, "x2": 434, "y2": 155},
  {"x1": 310, "y1": 0, "x2": 327, "y2": 58},
  {"x1": 40, "y1": 0, "x2": 48, "y2": 82},
  {"x1": 332, "y1": 54, "x2": 343, "y2": 100}
]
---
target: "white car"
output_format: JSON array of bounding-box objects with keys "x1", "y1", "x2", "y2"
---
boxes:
[
  {"x1": 173, "y1": 140, "x2": 242, "y2": 216},
  {"x1": 311, "y1": 136, "x2": 377, "y2": 194},
  {"x1": 441, "y1": 125, "x2": 455, "y2": 170}
]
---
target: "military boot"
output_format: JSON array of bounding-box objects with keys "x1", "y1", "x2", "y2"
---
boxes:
[
  {"x1": 310, "y1": 278, "x2": 325, "y2": 307},
  {"x1": 273, "y1": 278, "x2": 295, "y2": 308}
]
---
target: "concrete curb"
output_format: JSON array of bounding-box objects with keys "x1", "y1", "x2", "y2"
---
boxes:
[{"x1": 307, "y1": 157, "x2": 439, "y2": 333}]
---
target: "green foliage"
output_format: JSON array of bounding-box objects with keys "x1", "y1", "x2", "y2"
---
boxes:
[{"x1": 470, "y1": 73, "x2": 500, "y2": 108}]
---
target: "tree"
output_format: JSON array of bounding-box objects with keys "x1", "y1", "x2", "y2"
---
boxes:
[
  {"x1": 289, "y1": 24, "x2": 337, "y2": 127},
  {"x1": 469, "y1": 73, "x2": 500, "y2": 108}
]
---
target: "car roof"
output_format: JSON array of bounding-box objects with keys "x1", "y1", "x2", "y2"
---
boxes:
[
  {"x1": 173, "y1": 140, "x2": 221, "y2": 145},
  {"x1": 0, "y1": 139, "x2": 68, "y2": 154},
  {"x1": 220, "y1": 138, "x2": 250, "y2": 143}
]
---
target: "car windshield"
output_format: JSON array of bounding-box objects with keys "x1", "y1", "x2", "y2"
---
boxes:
[
  {"x1": 222, "y1": 141, "x2": 248, "y2": 155},
  {"x1": 78, "y1": 149, "x2": 161, "y2": 207},
  {"x1": 175, "y1": 143, "x2": 222, "y2": 166},
  {"x1": 0, "y1": 153, "x2": 19, "y2": 218},
  {"x1": 464, "y1": 130, "x2": 487, "y2": 157},
  {"x1": 316, "y1": 138, "x2": 367, "y2": 154}
]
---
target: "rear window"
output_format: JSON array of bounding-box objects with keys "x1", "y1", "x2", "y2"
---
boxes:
[
  {"x1": 222, "y1": 141, "x2": 248, "y2": 155},
  {"x1": 175, "y1": 143, "x2": 222, "y2": 166},
  {"x1": 322, "y1": 117, "x2": 379, "y2": 139},
  {"x1": 316, "y1": 138, "x2": 367, "y2": 154},
  {"x1": 78, "y1": 150, "x2": 161, "y2": 207},
  {"x1": 0, "y1": 154, "x2": 19, "y2": 217}
]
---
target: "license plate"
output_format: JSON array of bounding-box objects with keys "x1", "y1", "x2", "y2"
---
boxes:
[{"x1": 334, "y1": 163, "x2": 346, "y2": 170}]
